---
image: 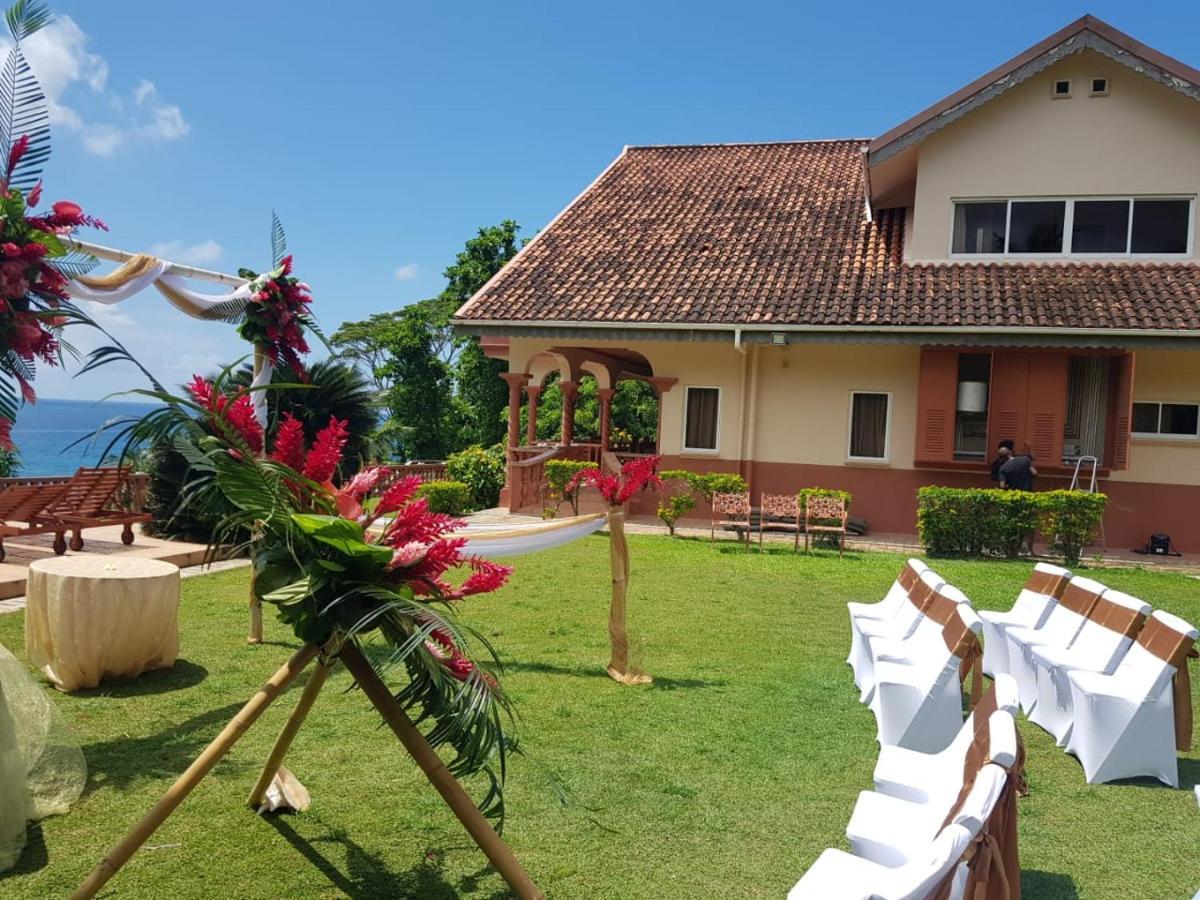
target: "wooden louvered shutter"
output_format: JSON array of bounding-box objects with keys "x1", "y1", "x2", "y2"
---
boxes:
[
  {"x1": 1026, "y1": 354, "x2": 1068, "y2": 464},
  {"x1": 916, "y1": 349, "x2": 958, "y2": 462},
  {"x1": 1108, "y1": 351, "x2": 1136, "y2": 470},
  {"x1": 987, "y1": 351, "x2": 1030, "y2": 452}
]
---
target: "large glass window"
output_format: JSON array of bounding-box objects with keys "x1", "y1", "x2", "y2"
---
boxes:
[
  {"x1": 683, "y1": 387, "x2": 720, "y2": 451},
  {"x1": 848, "y1": 392, "x2": 890, "y2": 461},
  {"x1": 1132, "y1": 401, "x2": 1200, "y2": 438},
  {"x1": 951, "y1": 197, "x2": 1192, "y2": 256}
]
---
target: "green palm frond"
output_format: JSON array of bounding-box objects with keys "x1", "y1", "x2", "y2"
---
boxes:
[
  {"x1": 0, "y1": 5, "x2": 50, "y2": 191},
  {"x1": 270, "y1": 211, "x2": 287, "y2": 267},
  {"x1": 5, "y1": 1, "x2": 53, "y2": 43}
]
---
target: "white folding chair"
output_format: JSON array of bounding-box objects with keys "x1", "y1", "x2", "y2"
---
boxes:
[
  {"x1": 874, "y1": 674, "x2": 1019, "y2": 804},
  {"x1": 848, "y1": 714, "x2": 1015, "y2": 868},
  {"x1": 860, "y1": 582, "x2": 972, "y2": 705},
  {"x1": 980, "y1": 563, "x2": 1071, "y2": 677},
  {"x1": 1066, "y1": 610, "x2": 1198, "y2": 786},
  {"x1": 851, "y1": 568, "x2": 943, "y2": 694},
  {"x1": 848, "y1": 558, "x2": 929, "y2": 625},
  {"x1": 1029, "y1": 589, "x2": 1150, "y2": 744},
  {"x1": 787, "y1": 823, "x2": 974, "y2": 900},
  {"x1": 870, "y1": 605, "x2": 984, "y2": 753},
  {"x1": 1005, "y1": 575, "x2": 1105, "y2": 712}
]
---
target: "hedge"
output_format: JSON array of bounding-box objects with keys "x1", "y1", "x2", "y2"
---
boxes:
[
  {"x1": 415, "y1": 480, "x2": 473, "y2": 516},
  {"x1": 917, "y1": 486, "x2": 1106, "y2": 564},
  {"x1": 445, "y1": 444, "x2": 506, "y2": 510}
]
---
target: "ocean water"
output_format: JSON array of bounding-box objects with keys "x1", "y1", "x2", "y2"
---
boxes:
[{"x1": 10, "y1": 398, "x2": 160, "y2": 476}]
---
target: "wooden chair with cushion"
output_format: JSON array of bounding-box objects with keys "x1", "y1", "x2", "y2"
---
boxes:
[
  {"x1": 34, "y1": 467, "x2": 152, "y2": 553},
  {"x1": 804, "y1": 494, "x2": 849, "y2": 556},
  {"x1": 711, "y1": 491, "x2": 751, "y2": 547},
  {"x1": 758, "y1": 492, "x2": 801, "y2": 552}
]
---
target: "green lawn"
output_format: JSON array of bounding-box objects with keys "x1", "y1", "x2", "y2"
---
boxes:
[{"x1": 1, "y1": 536, "x2": 1198, "y2": 899}]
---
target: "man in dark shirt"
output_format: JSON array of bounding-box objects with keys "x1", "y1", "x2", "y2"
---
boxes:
[
  {"x1": 998, "y1": 453, "x2": 1038, "y2": 491},
  {"x1": 990, "y1": 440, "x2": 1015, "y2": 484}
]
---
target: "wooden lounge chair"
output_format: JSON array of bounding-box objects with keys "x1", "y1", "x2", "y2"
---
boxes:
[
  {"x1": 711, "y1": 491, "x2": 751, "y2": 547},
  {"x1": 804, "y1": 494, "x2": 849, "y2": 556},
  {"x1": 0, "y1": 477, "x2": 72, "y2": 561},
  {"x1": 758, "y1": 493, "x2": 801, "y2": 552},
  {"x1": 34, "y1": 467, "x2": 152, "y2": 553}
]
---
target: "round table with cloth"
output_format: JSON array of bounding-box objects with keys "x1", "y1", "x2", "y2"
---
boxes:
[{"x1": 24, "y1": 556, "x2": 180, "y2": 692}]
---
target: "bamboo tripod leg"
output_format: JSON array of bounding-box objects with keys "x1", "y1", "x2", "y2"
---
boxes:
[
  {"x1": 247, "y1": 654, "x2": 335, "y2": 808},
  {"x1": 70, "y1": 643, "x2": 320, "y2": 900},
  {"x1": 247, "y1": 345, "x2": 268, "y2": 645},
  {"x1": 339, "y1": 643, "x2": 544, "y2": 900}
]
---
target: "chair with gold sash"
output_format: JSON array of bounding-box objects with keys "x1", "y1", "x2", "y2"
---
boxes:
[
  {"x1": 980, "y1": 563, "x2": 1072, "y2": 678},
  {"x1": 1066, "y1": 610, "x2": 1198, "y2": 786},
  {"x1": 850, "y1": 567, "x2": 943, "y2": 693},
  {"x1": 1029, "y1": 589, "x2": 1150, "y2": 743}
]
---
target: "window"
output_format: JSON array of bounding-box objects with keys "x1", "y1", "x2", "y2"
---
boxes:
[
  {"x1": 1089, "y1": 77, "x2": 1109, "y2": 96},
  {"x1": 848, "y1": 391, "x2": 891, "y2": 462},
  {"x1": 951, "y1": 197, "x2": 1193, "y2": 257},
  {"x1": 1053, "y1": 79, "x2": 1072, "y2": 98},
  {"x1": 682, "y1": 387, "x2": 720, "y2": 451},
  {"x1": 1132, "y1": 401, "x2": 1200, "y2": 439}
]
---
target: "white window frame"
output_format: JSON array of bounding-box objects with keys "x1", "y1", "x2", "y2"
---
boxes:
[
  {"x1": 681, "y1": 385, "x2": 721, "y2": 454},
  {"x1": 846, "y1": 390, "x2": 892, "y2": 464},
  {"x1": 1131, "y1": 399, "x2": 1200, "y2": 440},
  {"x1": 948, "y1": 196, "x2": 1195, "y2": 260}
]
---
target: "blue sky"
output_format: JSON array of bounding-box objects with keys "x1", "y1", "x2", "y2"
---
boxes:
[{"x1": 25, "y1": 0, "x2": 1200, "y2": 399}]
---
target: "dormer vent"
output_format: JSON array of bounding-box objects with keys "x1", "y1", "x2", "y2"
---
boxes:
[{"x1": 1052, "y1": 79, "x2": 1072, "y2": 98}]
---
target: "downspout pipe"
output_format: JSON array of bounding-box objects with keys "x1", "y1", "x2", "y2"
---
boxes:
[{"x1": 734, "y1": 327, "x2": 746, "y2": 354}]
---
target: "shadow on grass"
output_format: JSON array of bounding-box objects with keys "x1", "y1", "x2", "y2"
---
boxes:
[
  {"x1": 501, "y1": 659, "x2": 725, "y2": 690},
  {"x1": 1178, "y1": 757, "x2": 1199, "y2": 791},
  {"x1": 0, "y1": 822, "x2": 47, "y2": 881},
  {"x1": 265, "y1": 817, "x2": 512, "y2": 899},
  {"x1": 1021, "y1": 869, "x2": 1079, "y2": 899},
  {"x1": 66, "y1": 659, "x2": 208, "y2": 698}
]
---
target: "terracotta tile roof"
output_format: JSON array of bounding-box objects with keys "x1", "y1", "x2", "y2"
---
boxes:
[{"x1": 454, "y1": 141, "x2": 1200, "y2": 332}]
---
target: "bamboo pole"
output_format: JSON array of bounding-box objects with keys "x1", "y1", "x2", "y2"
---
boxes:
[
  {"x1": 247, "y1": 654, "x2": 336, "y2": 808},
  {"x1": 247, "y1": 348, "x2": 268, "y2": 645},
  {"x1": 338, "y1": 642, "x2": 544, "y2": 900},
  {"x1": 70, "y1": 643, "x2": 320, "y2": 900},
  {"x1": 66, "y1": 237, "x2": 248, "y2": 287},
  {"x1": 606, "y1": 509, "x2": 650, "y2": 685}
]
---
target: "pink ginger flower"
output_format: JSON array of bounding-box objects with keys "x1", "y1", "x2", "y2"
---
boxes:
[
  {"x1": 270, "y1": 413, "x2": 308, "y2": 471},
  {"x1": 302, "y1": 416, "x2": 349, "y2": 483},
  {"x1": 389, "y1": 541, "x2": 428, "y2": 569}
]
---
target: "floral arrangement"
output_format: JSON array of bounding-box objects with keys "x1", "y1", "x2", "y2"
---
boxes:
[
  {"x1": 0, "y1": 136, "x2": 106, "y2": 448},
  {"x1": 236, "y1": 253, "x2": 316, "y2": 379},
  {"x1": 566, "y1": 454, "x2": 663, "y2": 507},
  {"x1": 134, "y1": 368, "x2": 516, "y2": 814}
]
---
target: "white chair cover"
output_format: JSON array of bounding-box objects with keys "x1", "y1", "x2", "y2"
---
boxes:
[
  {"x1": 787, "y1": 823, "x2": 973, "y2": 900},
  {"x1": 852, "y1": 569, "x2": 944, "y2": 694},
  {"x1": 1029, "y1": 589, "x2": 1150, "y2": 743},
  {"x1": 848, "y1": 715, "x2": 1015, "y2": 868},
  {"x1": 848, "y1": 561, "x2": 935, "y2": 688},
  {"x1": 980, "y1": 563, "x2": 1071, "y2": 677},
  {"x1": 1005, "y1": 575, "x2": 1106, "y2": 712},
  {"x1": 870, "y1": 605, "x2": 984, "y2": 752},
  {"x1": 861, "y1": 582, "x2": 972, "y2": 705},
  {"x1": 1066, "y1": 610, "x2": 1198, "y2": 786},
  {"x1": 874, "y1": 674, "x2": 1019, "y2": 804}
]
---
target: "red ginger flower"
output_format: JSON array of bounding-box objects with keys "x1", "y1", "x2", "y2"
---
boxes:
[
  {"x1": 383, "y1": 496, "x2": 462, "y2": 548},
  {"x1": 454, "y1": 557, "x2": 513, "y2": 599},
  {"x1": 566, "y1": 455, "x2": 662, "y2": 506},
  {"x1": 26, "y1": 180, "x2": 40, "y2": 207},
  {"x1": 0, "y1": 417, "x2": 11, "y2": 452},
  {"x1": 221, "y1": 392, "x2": 264, "y2": 454},
  {"x1": 270, "y1": 413, "x2": 307, "y2": 471},
  {"x1": 186, "y1": 375, "x2": 215, "y2": 411},
  {"x1": 374, "y1": 475, "x2": 422, "y2": 518},
  {"x1": 302, "y1": 416, "x2": 348, "y2": 482},
  {"x1": 5, "y1": 135, "x2": 28, "y2": 180}
]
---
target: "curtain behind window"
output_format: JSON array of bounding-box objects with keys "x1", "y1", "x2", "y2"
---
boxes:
[
  {"x1": 685, "y1": 388, "x2": 719, "y2": 449},
  {"x1": 850, "y1": 393, "x2": 888, "y2": 458}
]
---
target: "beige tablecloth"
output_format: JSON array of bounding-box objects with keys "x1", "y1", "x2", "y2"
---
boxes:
[{"x1": 24, "y1": 556, "x2": 180, "y2": 692}]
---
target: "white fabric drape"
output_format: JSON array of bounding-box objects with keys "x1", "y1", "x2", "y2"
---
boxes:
[{"x1": 457, "y1": 514, "x2": 606, "y2": 558}]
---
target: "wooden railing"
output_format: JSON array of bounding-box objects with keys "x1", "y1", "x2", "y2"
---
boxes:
[
  {"x1": 508, "y1": 446, "x2": 561, "y2": 512},
  {"x1": 382, "y1": 462, "x2": 447, "y2": 485}
]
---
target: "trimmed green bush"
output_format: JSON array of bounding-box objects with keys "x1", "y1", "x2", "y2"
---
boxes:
[
  {"x1": 544, "y1": 459, "x2": 599, "y2": 516},
  {"x1": 917, "y1": 486, "x2": 1105, "y2": 563},
  {"x1": 1041, "y1": 490, "x2": 1108, "y2": 566},
  {"x1": 415, "y1": 480, "x2": 473, "y2": 515},
  {"x1": 798, "y1": 487, "x2": 852, "y2": 513},
  {"x1": 445, "y1": 444, "x2": 506, "y2": 510},
  {"x1": 693, "y1": 472, "x2": 748, "y2": 502},
  {"x1": 656, "y1": 470, "x2": 697, "y2": 535}
]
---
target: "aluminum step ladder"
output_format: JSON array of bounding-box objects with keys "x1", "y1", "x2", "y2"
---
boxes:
[{"x1": 1068, "y1": 455, "x2": 1105, "y2": 549}]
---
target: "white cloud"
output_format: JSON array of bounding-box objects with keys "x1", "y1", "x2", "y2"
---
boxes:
[
  {"x1": 149, "y1": 239, "x2": 223, "y2": 266},
  {"x1": 0, "y1": 17, "x2": 190, "y2": 157},
  {"x1": 393, "y1": 263, "x2": 419, "y2": 281},
  {"x1": 77, "y1": 299, "x2": 133, "y2": 327}
]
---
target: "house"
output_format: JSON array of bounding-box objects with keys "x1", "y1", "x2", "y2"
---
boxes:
[{"x1": 452, "y1": 15, "x2": 1200, "y2": 550}]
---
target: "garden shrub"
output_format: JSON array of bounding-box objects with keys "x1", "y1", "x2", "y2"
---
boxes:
[
  {"x1": 692, "y1": 472, "x2": 748, "y2": 502},
  {"x1": 656, "y1": 470, "x2": 696, "y2": 535},
  {"x1": 445, "y1": 444, "x2": 506, "y2": 510},
  {"x1": 544, "y1": 459, "x2": 598, "y2": 516},
  {"x1": 1040, "y1": 490, "x2": 1108, "y2": 566},
  {"x1": 797, "y1": 486, "x2": 853, "y2": 547},
  {"x1": 916, "y1": 486, "x2": 1103, "y2": 563},
  {"x1": 415, "y1": 480, "x2": 473, "y2": 515}
]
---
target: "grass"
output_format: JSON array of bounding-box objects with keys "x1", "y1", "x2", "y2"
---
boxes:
[{"x1": 0, "y1": 535, "x2": 1198, "y2": 899}]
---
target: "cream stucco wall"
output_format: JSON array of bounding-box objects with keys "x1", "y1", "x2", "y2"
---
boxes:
[
  {"x1": 907, "y1": 50, "x2": 1200, "y2": 261},
  {"x1": 1111, "y1": 349, "x2": 1200, "y2": 486}
]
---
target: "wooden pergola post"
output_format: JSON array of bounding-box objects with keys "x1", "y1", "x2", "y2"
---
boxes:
[
  {"x1": 500, "y1": 372, "x2": 529, "y2": 450},
  {"x1": 525, "y1": 383, "x2": 543, "y2": 446},
  {"x1": 559, "y1": 380, "x2": 579, "y2": 446}
]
